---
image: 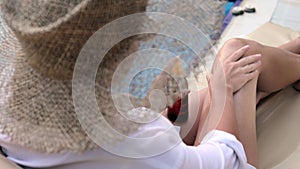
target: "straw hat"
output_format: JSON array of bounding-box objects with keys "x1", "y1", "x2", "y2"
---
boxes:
[{"x1": 0, "y1": 0, "x2": 148, "y2": 153}]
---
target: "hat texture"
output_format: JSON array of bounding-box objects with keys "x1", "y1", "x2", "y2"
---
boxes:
[{"x1": 0, "y1": 0, "x2": 148, "y2": 153}]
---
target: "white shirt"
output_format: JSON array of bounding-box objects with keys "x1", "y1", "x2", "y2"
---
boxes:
[{"x1": 0, "y1": 116, "x2": 255, "y2": 169}]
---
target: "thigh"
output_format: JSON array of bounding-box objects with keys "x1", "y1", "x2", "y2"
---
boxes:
[
  {"x1": 278, "y1": 37, "x2": 300, "y2": 54},
  {"x1": 217, "y1": 41, "x2": 259, "y2": 166}
]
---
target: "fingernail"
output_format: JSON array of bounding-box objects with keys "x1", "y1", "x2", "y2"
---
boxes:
[{"x1": 256, "y1": 54, "x2": 262, "y2": 57}]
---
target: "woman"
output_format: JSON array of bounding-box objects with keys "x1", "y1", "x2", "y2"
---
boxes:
[
  {"x1": 0, "y1": 0, "x2": 259, "y2": 168},
  {"x1": 0, "y1": 0, "x2": 298, "y2": 169}
]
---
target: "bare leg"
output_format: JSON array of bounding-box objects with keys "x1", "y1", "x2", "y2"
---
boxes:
[
  {"x1": 191, "y1": 37, "x2": 300, "y2": 142},
  {"x1": 212, "y1": 37, "x2": 300, "y2": 166},
  {"x1": 217, "y1": 40, "x2": 259, "y2": 167},
  {"x1": 192, "y1": 38, "x2": 300, "y2": 167},
  {"x1": 253, "y1": 37, "x2": 300, "y2": 101},
  {"x1": 278, "y1": 37, "x2": 300, "y2": 90},
  {"x1": 234, "y1": 78, "x2": 258, "y2": 167},
  {"x1": 278, "y1": 37, "x2": 300, "y2": 54},
  {"x1": 220, "y1": 38, "x2": 300, "y2": 94}
]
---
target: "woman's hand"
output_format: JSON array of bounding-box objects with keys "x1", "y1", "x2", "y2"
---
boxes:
[{"x1": 211, "y1": 45, "x2": 262, "y2": 93}]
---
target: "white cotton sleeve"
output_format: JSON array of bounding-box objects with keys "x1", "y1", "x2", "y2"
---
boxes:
[
  {"x1": 177, "y1": 130, "x2": 256, "y2": 169},
  {"x1": 130, "y1": 116, "x2": 256, "y2": 169}
]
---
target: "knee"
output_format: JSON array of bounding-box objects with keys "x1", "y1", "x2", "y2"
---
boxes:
[
  {"x1": 219, "y1": 38, "x2": 262, "y2": 59},
  {"x1": 217, "y1": 38, "x2": 248, "y2": 60},
  {"x1": 224, "y1": 38, "x2": 262, "y2": 51},
  {"x1": 224, "y1": 38, "x2": 247, "y2": 49}
]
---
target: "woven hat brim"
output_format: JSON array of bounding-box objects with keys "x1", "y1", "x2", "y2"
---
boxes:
[
  {"x1": 0, "y1": 10, "x2": 144, "y2": 153},
  {"x1": 1, "y1": 0, "x2": 91, "y2": 34},
  {"x1": 0, "y1": 17, "x2": 100, "y2": 152}
]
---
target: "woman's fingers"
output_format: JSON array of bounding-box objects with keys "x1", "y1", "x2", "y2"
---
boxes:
[
  {"x1": 237, "y1": 54, "x2": 261, "y2": 67},
  {"x1": 242, "y1": 59, "x2": 261, "y2": 74},
  {"x1": 227, "y1": 45, "x2": 250, "y2": 61},
  {"x1": 245, "y1": 70, "x2": 259, "y2": 81}
]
